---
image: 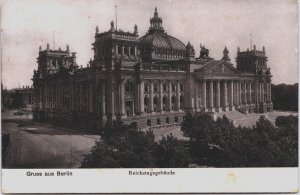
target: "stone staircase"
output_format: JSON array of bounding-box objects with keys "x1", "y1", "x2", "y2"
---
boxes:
[{"x1": 215, "y1": 111, "x2": 265, "y2": 128}]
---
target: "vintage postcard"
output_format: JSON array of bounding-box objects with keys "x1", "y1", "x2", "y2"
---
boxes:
[{"x1": 1, "y1": 0, "x2": 298, "y2": 193}]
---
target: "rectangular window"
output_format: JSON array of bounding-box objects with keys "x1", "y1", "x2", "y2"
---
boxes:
[
  {"x1": 157, "y1": 118, "x2": 161, "y2": 125},
  {"x1": 166, "y1": 117, "x2": 170, "y2": 124}
]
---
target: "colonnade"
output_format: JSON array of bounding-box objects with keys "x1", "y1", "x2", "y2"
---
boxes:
[
  {"x1": 194, "y1": 79, "x2": 272, "y2": 112},
  {"x1": 34, "y1": 78, "x2": 272, "y2": 121},
  {"x1": 115, "y1": 80, "x2": 185, "y2": 118},
  {"x1": 115, "y1": 43, "x2": 137, "y2": 57}
]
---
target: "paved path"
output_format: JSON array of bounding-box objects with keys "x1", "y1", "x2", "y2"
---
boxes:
[{"x1": 2, "y1": 122, "x2": 100, "y2": 168}]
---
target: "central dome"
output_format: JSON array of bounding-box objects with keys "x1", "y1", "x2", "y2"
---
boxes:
[
  {"x1": 139, "y1": 7, "x2": 186, "y2": 62},
  {"x1": 139, "y1": 31, "x2": 186, "y2": 51}
]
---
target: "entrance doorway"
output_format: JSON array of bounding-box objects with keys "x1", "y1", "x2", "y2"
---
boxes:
[{"x1": 125, "y1": 101, "x2": 134, "y2": 116}]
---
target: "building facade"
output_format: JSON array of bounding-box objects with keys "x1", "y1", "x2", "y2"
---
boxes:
[
  {"x1": 33, "y1": 8, "x2": 273, "y2": 131},
  {"x1": 2, "y1": 85, "x2": 34, "y2": 109}
]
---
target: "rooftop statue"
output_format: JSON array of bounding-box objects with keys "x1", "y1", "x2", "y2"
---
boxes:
[{"x1": 200, "y1": 44, "x2": 209, "y2": 58}]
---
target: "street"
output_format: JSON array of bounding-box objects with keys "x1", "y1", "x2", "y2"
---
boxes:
[{"x1": 2, "y1": 121, "x2": 100, "y2": 168}]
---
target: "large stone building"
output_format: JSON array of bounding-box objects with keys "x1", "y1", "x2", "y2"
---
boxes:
[
  {"x1": 2, "y1": 85, "x2": 34, "y2": 109},
  {"x1": 33, "y1": 8, "x2": 273, "y2": 131}
]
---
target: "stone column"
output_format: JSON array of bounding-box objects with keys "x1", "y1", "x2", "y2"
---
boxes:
[
  {"x1": 234, "y1": 81, "x2": 238, "y2": 106},
  {"x1": 128, "y1": 46, "x2": 131, "y2": 56},
  {"x1": 249, "y1": 82, "x2": 252, "y2": 104},
  {"x1": 244, "y1": 82, "x2": 248, "y2": 105},
  {"x1": 229, "y1": 80, "x2": 234, "y2": 110},
  {"x1": 119, "y1": 80, "x2": 125, "y2": 117},
  {"x1": 45, "y1": 83, "x2": 48, "y2": 109},
  {"x1": 255, "y1": 81, "x2": 259, "y2": 104},
  {"x1": 78, "y1": 84, "x2": 81, "y2": 111},
  {"x1": 194, "y1": 81, "x2": 199, "y2": 112},
  {"x1": 268, "y1": 82, "x2": 272, "y2": 102},
  {"x1": 168, "y1": 82, "x2": 172, "y2": 111},
  {"x1": 101, "y1": 82, "x2": 106, "y2": 117},
  {"x1": 159, "y1": 82, "x2": 163, "y2": 112},
  {"x1": 150, "y1": 81, "x2": 154, "y2": 113},
  {"x1": 176, "y1": 82, "x2": 180, "y2": 110},
  {"x1": 202, "y1": 80, "x2": 207, "y2": 111},
  {"x1": 70, "y1": 83, "x2": 74, "y2": 111},
  {"x1": 134, "y1": 46, "x2": 137, "y2": 57},
  {"x1": 263, "y1": 82, "x2": 266, "y2": 103},
  {"x1": 259, "y1": 82, "x2": 262, "y2": 102},
  {"x1": 89, "y1": 82, "x2": 93, "y2": 112},
  {"x1": 139, "y1": 81, "x2": 144, "y2": 114},
  {"x1": 115, "y1": 43, "x2": 118, "y2": 55},
  {"x1": 111, "y1": 83, "x2": 115, "y2": 119},
  {"x1": 239, "y1": 82, "x2": 242, "y2": 105},
  {"x1": 209, "y1": 80, "x2": 214, "y2": 111},
  {"x1": 216, "y1": 80, "x2": 221, "y2": 112},
  {"x1": 122, "y1": 45, "x2": 124, "y2": 56},
  {"x1": 223, "y1": 80, "x2": 228, "y2": 111}
]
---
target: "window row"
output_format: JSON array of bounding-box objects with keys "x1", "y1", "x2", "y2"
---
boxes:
[
  {"x1": 146, "y1": 116, "x2": 180, "y2": 127},
  {"x1": 116, "y1": 45, "x2": 136, "y2": 56},
  {"x1": 143, "y1": 95, "x2": 184, "y2": 113},
  {"x1": 124, "y1": 81, "x2": 184, "y2": 93},
  {"x1": 144, "y1": 83, "x2": 184, "y2": 93}
]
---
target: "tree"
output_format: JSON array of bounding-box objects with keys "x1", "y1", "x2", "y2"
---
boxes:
[
  {"x1": 272, "y1": 83, "x2": 298, "y2": 111},
  {"x1": 81, "y1": 120, "x2": 157, "y2": 168},
  {"x1": 155, "y1": 134, "x2": 190, "y2": 167},
  {"x1": 181, "y1": 113, "x2": 298, "y2": 167}
]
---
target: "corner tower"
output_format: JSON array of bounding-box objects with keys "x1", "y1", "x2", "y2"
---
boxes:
[
  {"x1": 35, "y1": 44, "x2": 77, "y2": 78},
  {"x1": 236, "y1": 45, "x2": 268, "y2": 74},
  {"x1": 92, "y1": 21, "x2": 140, "y2": 70}
]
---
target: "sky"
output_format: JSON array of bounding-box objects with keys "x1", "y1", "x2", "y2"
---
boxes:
[{"x1": 1, "y1": 0, "x2": 299, "y2": 89}]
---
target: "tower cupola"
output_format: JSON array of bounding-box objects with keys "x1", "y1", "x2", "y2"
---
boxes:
[{"x1": 149, "y1": 7, "x2": 164, "y2": 32}]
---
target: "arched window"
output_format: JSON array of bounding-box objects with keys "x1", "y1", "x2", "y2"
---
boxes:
[
  {"x1": 144, "y1": 83, "x2": 150, "y2": 93},
  {"x1": 144, "y1": 96, "x2": 149, "y2": 113},
  {"x1": 171, "y1": 95, "x2": 176, "y2": 110},
  {"x1": 153, "y1": 96, "x2": 158, "y2": 112},
  {"x1": 180, "y1": 95, "x2": 184, "y2": 109},
  {"x1": 163, "y1": 84, "x2": 167, "y2": 92},
  {"x1": 180, "y1": 83, "x2": 184, "y2": 91},
  {"x1": 153, "y1": 84, "x2": 158, "y2": 92},
  {"x1": 163, "y1": 96, "x2": 168, "y2": 111},
  {"x1": 125, "y1": 81, "x2": 134, "y2": 93},
  {"x1": 172, "y1": 84, "x2": 176, "y2": 92}
]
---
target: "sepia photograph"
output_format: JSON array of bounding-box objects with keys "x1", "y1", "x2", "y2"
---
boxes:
[{"x1": 1, "y1": 0, "x2": 298, "y2": 193}]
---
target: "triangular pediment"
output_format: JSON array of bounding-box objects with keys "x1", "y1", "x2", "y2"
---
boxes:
[{"x1": 197, "y1": 60, "x2": 239, "y2": 74}]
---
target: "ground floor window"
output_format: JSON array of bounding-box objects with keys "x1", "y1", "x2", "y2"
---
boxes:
[
  {"x1": 166, "y1": 117, "x2": 170, "y2": 124},
  {"x1": 147, "y1": 119, "x2": 151, "y2": 126},
  {"x1": 157, "y1": 118, "x2": 161, "y2": 125},
  {"x1": 175, "y1": 116, "x2": 178, "y2": 123}
]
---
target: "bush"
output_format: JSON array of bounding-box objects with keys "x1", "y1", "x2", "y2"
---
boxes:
[
  {"x1": 272, "y1": 83, "x2": 298, "y2": 111},
  {"x1": 81, "y1": 120, "x2": 157, "y2": 168},
  {"x1": 181, "y1": 114, "x2": 298, "y2": 167},
  {"x1": 155, "y1": 134, "x2": 190, "y2": 167}
]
